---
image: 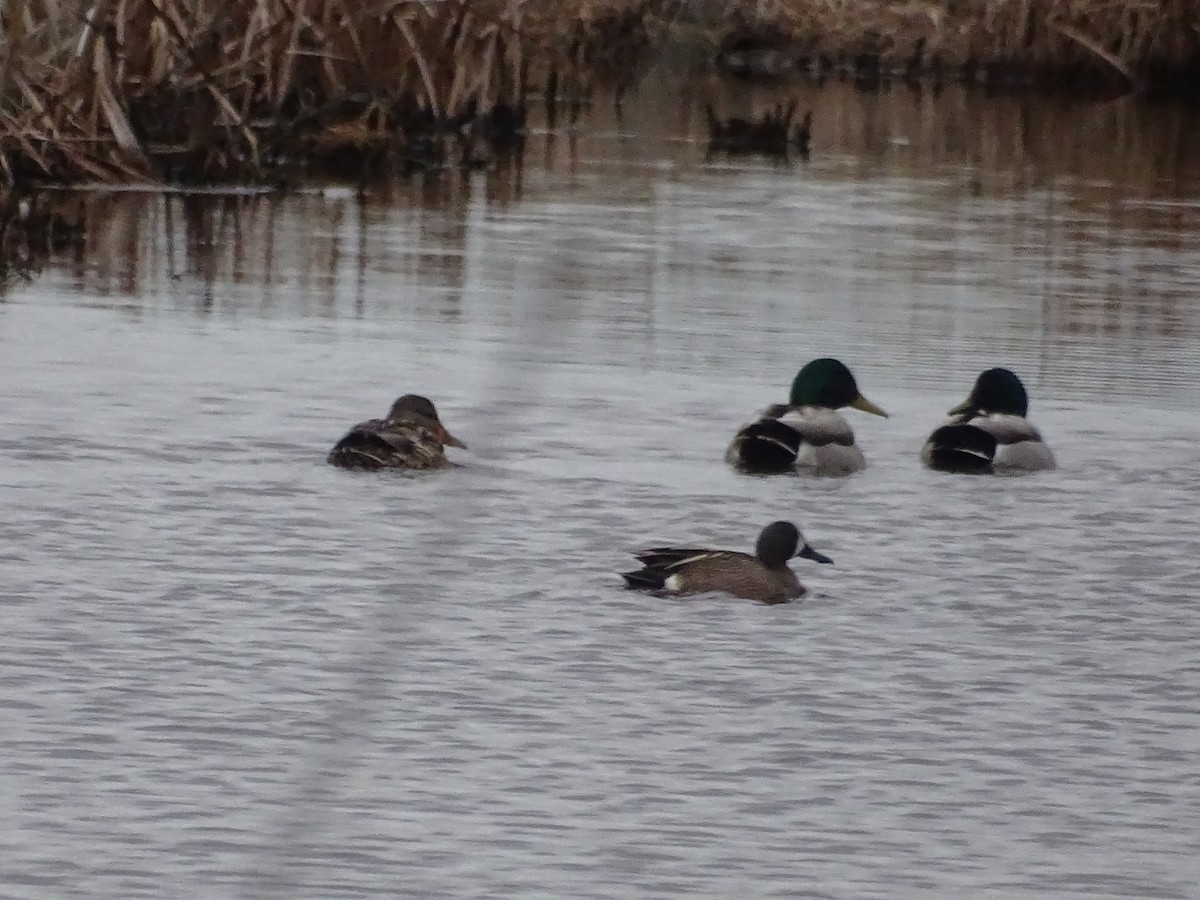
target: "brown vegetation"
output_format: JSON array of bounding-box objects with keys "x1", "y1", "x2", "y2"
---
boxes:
[
  {"x1": 0, "y1": 0, "x2": 673, "y2": 185},
  {"x1": 0, "y1": 0, "x2": 1196, "y2": 187},
  {"x1": 711, "y1": 1, "x2": 1200, "y2": 91}
]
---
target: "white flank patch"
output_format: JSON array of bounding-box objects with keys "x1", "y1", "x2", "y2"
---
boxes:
[
  {"x1": 664, "y1": 575, "x2": 683, "y2": 593},
  {"x1": 761, "y1": 435, "x2": 796, "y2": 453}
]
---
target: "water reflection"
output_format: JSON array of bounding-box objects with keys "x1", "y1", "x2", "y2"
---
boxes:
[
  {"x1": 5, "y1": 83, "x2": 1200, "y2": 405},
  {"x1": 17, "y1": 92, "x2": 1194, "y2": 259},
  {"x1": 4, "y1": 80, "x2": 1200, "y2": 899}
]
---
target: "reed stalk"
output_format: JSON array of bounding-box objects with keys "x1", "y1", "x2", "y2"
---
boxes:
[
  {"x1": 0, "y1": 0, "x2": 659, "y2": 183},
  {"x1": 0, "y1": 0, "x2": 1196, "y2": 185},
  {"x1": 709, "y1": 0, "x2": 1199, "y2": 89}
]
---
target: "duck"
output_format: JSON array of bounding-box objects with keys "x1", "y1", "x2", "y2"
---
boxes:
[
  {"x1": 327, "y1": 394, "x2": 467, "y2": 470},
  {"x1": 725, "y1": 358, "x2": 888, "y2": 475},
  {"x1": 921, "y1": 368, "x2": 1055, "y2": 474},
  {"x1": 620, "y1": 520, "x2": 833, "y2": 605}
]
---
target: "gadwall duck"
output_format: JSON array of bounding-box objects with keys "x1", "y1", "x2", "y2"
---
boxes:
[{"x1": 327, "y1": 394, "x2": 466, "y2": 470}]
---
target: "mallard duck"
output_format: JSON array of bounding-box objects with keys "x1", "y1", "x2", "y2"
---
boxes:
[
  {"x1": 620, "y1": 520, "x2": 833, "y2": 605},
  {"x1": 726, "y1": 358, "x2": 888, "y2": 475},
  {"x1": 921, "y1": 368, "x2": 1055, "y2": 474},
  {"x1": 327, "y1": 394, "x2": 467, "y2": 471}
]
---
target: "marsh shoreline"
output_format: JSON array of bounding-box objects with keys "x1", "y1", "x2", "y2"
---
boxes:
[{"x1": 0, "y1": 0, "x2": 1196, "y2": 190}]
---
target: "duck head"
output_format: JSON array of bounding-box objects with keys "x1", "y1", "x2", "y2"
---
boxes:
[
  {"x1": 789, "y1": 358, "x2": 887, "y2": 417},
  {"x1": 756, "y1": 520, "x2": 833, "y2": 567},
  {"x1": 387, "y1": 394, "x2": 467, "y2": 448},
  {"x1": 949, "y1": 368, "x2": 1029, "y2": 418}
]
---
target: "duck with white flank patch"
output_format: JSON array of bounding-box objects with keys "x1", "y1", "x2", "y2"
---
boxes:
[
  {"x1": 921, "y1": 368, "x2": 1055, "y2": 474},
  {"x1": 621, "y1": 521, "x2": 833, "y2": 605},
  {"x1": 726, "y1": 358, "x2": 888, "y2": 476}
]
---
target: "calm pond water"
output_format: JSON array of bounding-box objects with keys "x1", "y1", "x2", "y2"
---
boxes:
[{"x1": 2, "y1": 82, "x2": 1199, "y2": 898}]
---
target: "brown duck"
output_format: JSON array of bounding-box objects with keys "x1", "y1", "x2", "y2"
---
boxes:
[
  {"x1": 327, "y1": 394, "x2": 467, "y2": 471},
  {"x1": 621, "y1": 520, "x2": 833, "y2": 604}
]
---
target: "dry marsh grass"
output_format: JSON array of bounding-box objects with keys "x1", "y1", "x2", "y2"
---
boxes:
[
  {"x1": 0, "y1": 0, "x2": 1196, "y2": 186},
  {"x1": 710, "y1": 0, "x2": 1200, "y2": 89},
  {"x1": 0, "y1": 0, "x2": 669, "y2": 184}
]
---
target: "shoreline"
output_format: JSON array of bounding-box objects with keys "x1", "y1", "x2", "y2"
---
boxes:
[
  {"x1": 0, "y1": 1, "x2": 1196, "y2": 188},
  {"x1": 700, "y1": 1, "x2": 1199, "y2": 97}
]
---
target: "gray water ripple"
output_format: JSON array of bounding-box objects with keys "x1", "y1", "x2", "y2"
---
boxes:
[{"x1": 4, "y1": 127, "x2": 1200, "y2": 897}]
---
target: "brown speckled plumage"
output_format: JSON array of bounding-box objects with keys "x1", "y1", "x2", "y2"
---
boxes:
[{"x1": 327, "y1": 394, "x2": 466, "y2": 471}]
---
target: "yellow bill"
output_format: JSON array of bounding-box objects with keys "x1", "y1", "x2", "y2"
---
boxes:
[{"x1": 850, "y1": 394, "x2": 888, "y2": 417}]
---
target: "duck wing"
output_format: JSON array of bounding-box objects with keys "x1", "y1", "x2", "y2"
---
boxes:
[
  {"x1": 726, "y1": 406, "x2": 855, "y2": 474},
  {"x1": 923, "y1": 414, "x2": 1055, "y2": 474},
  {"x1": 622, "y1": 549, "x2": 742, "y2": 592},
  {"x1": 633, "y1": 548, "x2": 734, "y2": 570},
  {"x1": 622, "y1": 549, "x2": 798, "y2": 603},
  {"x1": 968, "y1": 413, "x2": 1044, "y2": 445},
  {"x1": 327, "y1": 418, "x2": 449, "y2": 470},
  {"x1": 969, "y1": 414, "x2": 1055, "y2": 471},
  {"x1": 922, "y1": 422, "x2": 998, "y2": 473}
]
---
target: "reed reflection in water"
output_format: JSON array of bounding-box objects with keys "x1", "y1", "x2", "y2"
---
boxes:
[{"x1": 1, "y1": 82, "x2": 1199, "y2": 899}]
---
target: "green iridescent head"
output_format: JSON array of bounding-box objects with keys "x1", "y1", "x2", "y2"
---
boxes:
[
  {"x1": 949, "y1": 368, "x2": 1029, "y2": 417},
  {"x1": 788, "y1": 358, "x2": 888, "y2": 417}
]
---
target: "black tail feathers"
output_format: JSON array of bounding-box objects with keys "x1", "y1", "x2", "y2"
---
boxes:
[
  {"x1": 731, "y1": 419, "x2": 803, "y2": 474},
  {"x1": 327, "y1": 432, "x2": 404, "y2": 470},
  {"x1": 925, "y1": 423, "x2": 997, "y2": 474},
  {"x1": 621, "y1": 568, "x2": 668, "y2": 591}
]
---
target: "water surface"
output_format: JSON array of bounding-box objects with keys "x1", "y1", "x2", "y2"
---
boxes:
[{"x1": 2, "y1": 82, "x2": 1199, "y2": 898}]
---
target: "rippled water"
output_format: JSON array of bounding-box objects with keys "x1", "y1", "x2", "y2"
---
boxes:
[{"x1": 2, "y1": 83, "x2": 1199, "y2": 898}]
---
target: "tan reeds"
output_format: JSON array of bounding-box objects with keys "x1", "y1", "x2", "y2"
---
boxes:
[
  {"x1": 707, "y1": 0, "x2": 1199, "y2": 88},
  {"x1": 0, "y1": 0, "x2": 1196, "y2": 185},
  {"x1": 0, "y1": 0, "x2": 667, "y2": 184}
]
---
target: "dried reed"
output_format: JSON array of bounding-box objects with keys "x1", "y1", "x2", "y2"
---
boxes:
[
  {"x1": 0, "y1": 0, "x2": 668, "y2": 184},
  {"x1": 709, "y1": 0, "x2": 1200, "y2": 90},
  {"x1": 0, "y1": 0, "x2": 1196, "y2": 186}
]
